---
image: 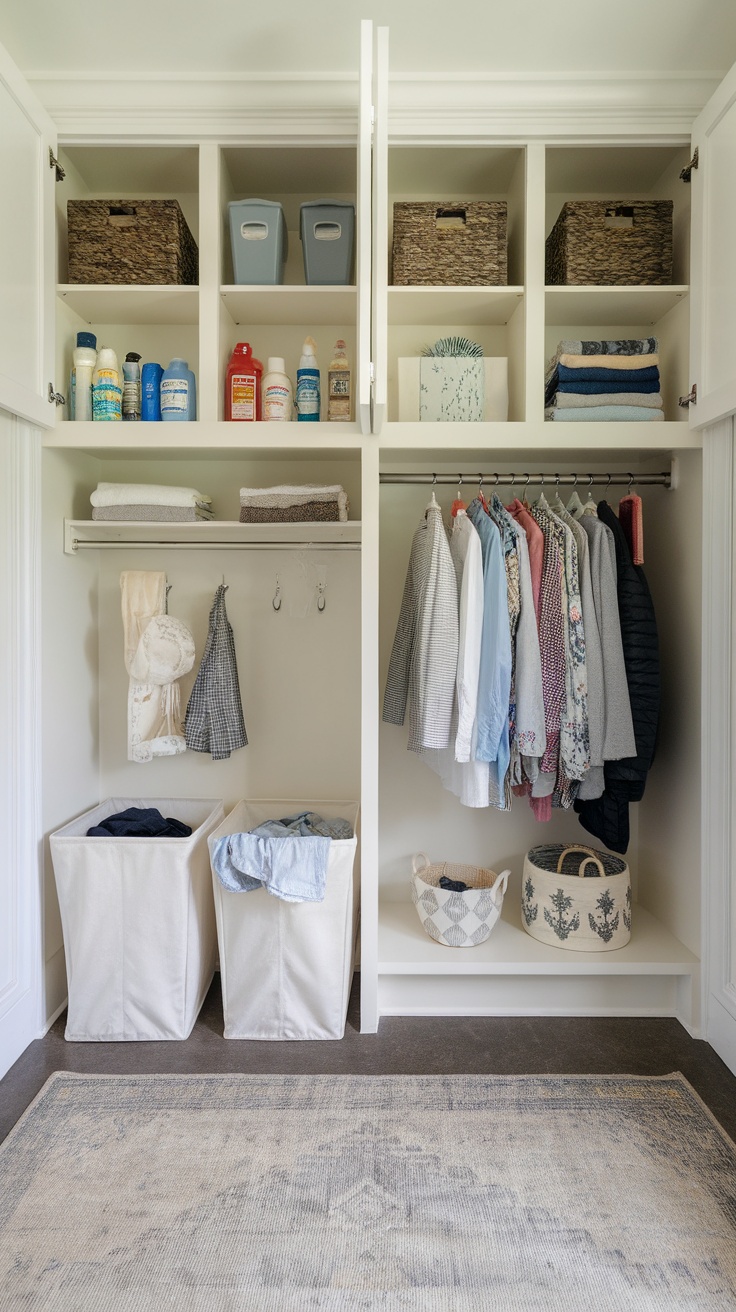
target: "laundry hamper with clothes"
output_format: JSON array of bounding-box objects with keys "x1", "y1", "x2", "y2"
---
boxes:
[
  {"x1": 208, "y1": 799, "x2": 360, "y2": 1040},
  {"x1": 49, "y1": 797, "x2": 224, "y2": 1041},
  {"x1": 521, "y1": 843, "x2": 632, "y2": 951}
]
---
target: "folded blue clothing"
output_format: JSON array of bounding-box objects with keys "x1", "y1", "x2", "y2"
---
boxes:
[
  {"x1": 553, "y1": 378, "x2": 661, "y2": 395},
  {"x1": 553, "y1": 406, "x2": 665, "y2": 422},
  {"x1": 557, "y1": 364, "x2": 660, "y2": 384},
  {"x1": 211, "y1": 832, "x2": 332, "y2": 902}
]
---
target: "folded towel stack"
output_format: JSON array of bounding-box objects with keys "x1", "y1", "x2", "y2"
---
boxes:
[
  {"x1": 90, "y1": 483, "x2": 214, "y2": 522},
  {"x1": 239, "y1": 484, "x2": 349, "y2": 524},
  {"x1": 545, "y1": 337, "x2": 664, "y2": 421}
]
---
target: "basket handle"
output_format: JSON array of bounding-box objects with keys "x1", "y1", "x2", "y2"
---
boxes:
[
  {"x1": 412, "y1": 852, "x2": 431, "y2": 877},
  {"x1": 491, "y1": 868, "x2": 512, "y2": 896},
  {"x1": 555, "y1": 845, "x2": 606, "y2": 879}
]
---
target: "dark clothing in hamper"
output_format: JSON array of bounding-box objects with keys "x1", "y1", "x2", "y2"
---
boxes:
[
  {"x1": 185, "y1": 584, "x2": 247, "y2": 761},
  {"x1": 575, "y1": 500, "x2": 660, "y2": 853},
  {"x1": 86, "y1": 807, "x2": 192, "y2": 838}
]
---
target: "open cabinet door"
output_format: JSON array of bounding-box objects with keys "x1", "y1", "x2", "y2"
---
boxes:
[
  {"x1": 0, "y1": 42, "x2": 57, "y2": 429},
  {"x1": 691, "y1": 58, "x2": 736, "y2": 1075},
  {"x1": 689, "y1": 62, "x2": 736, "y2": 429},
  {"x1": 356, "y1": 20, "x2": 373, "y2": 436},
  {"x1": 370, "y1": 27, "x2": 388, "y2": 434}
]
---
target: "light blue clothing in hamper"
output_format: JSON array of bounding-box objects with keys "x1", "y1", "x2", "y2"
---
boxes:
[
  {"x1": 250, "y1": 811, "x2": 353, "y2": 840},
  {"x1": 466, "y1": 499, "x2": 512, "y2": 780},
  {"x1": 211, "y1": 833, "x2": 331, "y2": 902}
]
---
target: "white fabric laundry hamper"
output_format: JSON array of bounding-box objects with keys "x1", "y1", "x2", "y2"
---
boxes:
[
  {"x1": 50, "y1": 797, "x2": 224, "y2": 1041},
  {"x1": 208, "y1": 799, "x2": 360, "y2": 1040}
]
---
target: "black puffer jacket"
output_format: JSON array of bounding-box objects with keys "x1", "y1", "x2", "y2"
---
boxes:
[{"x1": 575, "y1": 500, "x2": 660, "y2": 853}]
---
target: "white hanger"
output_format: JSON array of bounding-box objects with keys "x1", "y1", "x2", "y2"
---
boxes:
[{"x1": 426, "y1": 473, "x2": 439, "y2": 511}]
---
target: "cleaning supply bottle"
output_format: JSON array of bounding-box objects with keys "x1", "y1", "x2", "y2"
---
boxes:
[
  {"x1": 296, "y1": 336, "x2": 320, "y2": 421},
  {"x1": 225, "y1": 342, "x2": 263, "y2": 421},
  {"x1": 92, "y1": 347, "x2": 122, "y2": 421},
  {"x1": 186, "y1": 366, "x2": 197, "y2": 421},
  {"x1": 122, "y1": 351, "x2": 142, "y2": 421},
  {"x1": 327, "y1": 338, "x2": 351, "y2": 421},
  {"x1": 70, "y1": 331, "x2": 97, "y2": 421},
  {"x1": 141, "y1": 362, "x2": 163, "y2": 421},
  {"x1": 161, "y1": 358, "x2": 190, "y2": 421},
  {"x1": 262, "y1": 357, "x2": 293, "y2": 421}
]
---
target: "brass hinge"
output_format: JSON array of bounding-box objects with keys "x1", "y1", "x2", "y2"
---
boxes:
[
  {"x1": 48, "y1": 384, "x2": 66, "y2": 407},
  {"x1": 678, "y1": 383, "x2": 697, "y2": 408},
  {"x1": 680, "y1": 148, "x2": 699, "y2": 183},
  {"x1": 49, "y1": 148, "x2": 65, "y2": 182}
]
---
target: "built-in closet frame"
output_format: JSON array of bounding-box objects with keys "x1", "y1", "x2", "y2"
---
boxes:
[{"x1": 9, "y1": 21, "x2": 736, "y2": 1067}]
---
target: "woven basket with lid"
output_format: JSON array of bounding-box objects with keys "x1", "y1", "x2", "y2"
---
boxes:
[{"x1": 521, "y1": 843, "x2": 631, "y2": 952}]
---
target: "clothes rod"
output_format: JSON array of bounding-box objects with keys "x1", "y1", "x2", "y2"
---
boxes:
[
  {"x1": 380, "y1": 469, "x2": 674, "y2": 489},
  {"x1": 68, "y1": 541, "x2": 361, "y2": 553}
]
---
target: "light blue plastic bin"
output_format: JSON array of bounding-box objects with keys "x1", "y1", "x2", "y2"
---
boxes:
[
  {"x1": 229, "y1": 199, "x2": 288, "y2": 285},
  {"x1": 300, "y1": 201, "x2": 355, "y2": 285}
]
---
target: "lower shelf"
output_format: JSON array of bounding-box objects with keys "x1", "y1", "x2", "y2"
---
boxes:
[{"x1": 378, "y1": 897, "x2": 698, "y2": 977}]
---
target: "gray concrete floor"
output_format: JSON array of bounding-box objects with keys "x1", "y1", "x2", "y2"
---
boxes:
[{"x1": 3, "y1": 974, "x2": 736, "y2": 1143}]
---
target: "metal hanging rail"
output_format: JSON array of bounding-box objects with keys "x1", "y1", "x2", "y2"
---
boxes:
[{"x1": 379, "y1": 468, "x2": 674, "y2": 490}]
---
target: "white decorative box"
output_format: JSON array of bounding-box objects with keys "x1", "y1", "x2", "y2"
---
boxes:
[{"x1": 398, "y1": 357, "x2": 509, "y2": 422}]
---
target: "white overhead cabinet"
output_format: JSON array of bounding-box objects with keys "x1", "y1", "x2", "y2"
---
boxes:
[{"x1": 1, "y1": 22, "x2": 736, "y2": 1074}]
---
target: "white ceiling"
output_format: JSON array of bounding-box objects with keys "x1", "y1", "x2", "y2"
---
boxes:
[{"x1": 3, "y1": 0, "x2": 736, "y2": 77}]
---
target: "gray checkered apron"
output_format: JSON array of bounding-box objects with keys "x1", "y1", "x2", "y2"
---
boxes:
[{"x1": 184, "y1": 585, "x2": 248, "y2": 760}]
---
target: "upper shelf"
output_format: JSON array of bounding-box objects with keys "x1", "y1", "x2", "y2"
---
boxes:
[
  {"x1": 65, "y1": 519, "x2": 362, "y2": 554},
  {"x1": 221, "y1": 286, "x2": 357, "y2": 327},
  {"x1": 388, "y1": 287, "x2": 524, "y2": 326},
  {"x1": 57, "y1": 285, "x2": 199, "y2": 326},
  {"x1": 545, "y1": 286, "x2": 689, "y2": 327},
  {"x1": 44, "y1": 421, "x2": 364, "y2": 459}
]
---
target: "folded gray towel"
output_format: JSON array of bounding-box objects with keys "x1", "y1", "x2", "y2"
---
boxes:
[
  {"x1": 554, "y1": 391, "x2": 664, "y2": 410},
  {"x1": 91, "y1": 505, "x2": 213, "y2": 522}
]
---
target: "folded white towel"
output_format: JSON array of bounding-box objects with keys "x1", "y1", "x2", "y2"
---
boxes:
[{"x1": 91, "y1": 483, "x2": 212, "y2": 509}]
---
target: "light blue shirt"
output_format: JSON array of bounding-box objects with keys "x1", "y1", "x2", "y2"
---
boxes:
[{"x1": 466, "y1": 499, "x2": 512, "y2": 782}]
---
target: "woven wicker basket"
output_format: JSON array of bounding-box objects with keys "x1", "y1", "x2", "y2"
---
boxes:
[
  {"x1": 522, "y1": 843, "x2": 631, "y2": 952},
  {"x1": 411, "y1": 853, "x2": 510, "y2": 948},
  {"x1": 392, "y1": 201, "x2": 507, "y2": 286},
  {"x1": 67, "y1": 199, "x2": 198, "y2": 285},
  {"x1": 545, "y1": 200, "x2": 673, "y2": 286}
]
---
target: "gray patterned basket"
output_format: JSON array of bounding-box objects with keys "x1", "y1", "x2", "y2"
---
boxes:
[
  {"x1": 392, "y1": 201, "x2": 508, "y2": 286},
  {"x1": 411, "y1": 853, "x2": 511, "y2": 948},
  {"x1": 522, "y1": 843, "x2": 631, "y2": 952},
  {"x1": 67, "y1": 199, "x2": 198, "y2": 285},
  {"x1": 545, "y1": 201, "x2": 673, "y2": 286}
]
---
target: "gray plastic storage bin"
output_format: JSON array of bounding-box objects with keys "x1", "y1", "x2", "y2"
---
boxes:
[
  {"x1": 229, "y1": 199, "x2": 288, "y2": 285},
  {"x1": 300, "y1": 201, "x2": 355, "y2": 284}
]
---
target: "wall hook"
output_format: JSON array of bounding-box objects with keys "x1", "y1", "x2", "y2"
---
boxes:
[
  {"x1": 317, "y1": 581, "x2": 326, "y2": 612},
  {"x1": 272, "y1": 576, "x2": 282, "y2": 611}
]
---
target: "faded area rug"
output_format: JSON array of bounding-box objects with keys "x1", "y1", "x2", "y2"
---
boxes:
[{"x1": 1, "y1": 1073, "x2": 735, "y2": 1311}]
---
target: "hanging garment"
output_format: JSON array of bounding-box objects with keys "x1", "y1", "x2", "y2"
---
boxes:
[
  {"x1": 551, "y1": 492, "x2": 605, "y2": 800},
  {"x1": 121, "y1": 571, "x2": 191, "y2": 762},
  {"x1": 526, "y1": 506, "x2": 565, "y2": 802},
  {"x1": 420, "y1": 512, "x2": 491, "y2": 808},
  {"x1": 466, "y1": 499, "x2": 512, "y2": 793},
  {"x1": 507, "y1": 498, "x2": 544, "y2": 622},
  {"x1": 499, "y1": 504, "x2": 546, "y2": 783},
  {"x1": 383, "y1": 504, "x2": 459, "y2": 752},
  {"x1": 619, "y1": 491, "x2": 645, "y2": 564},
  {"x1": 185, "y1": 585, "x2": 248, "y2": 760},
  {"x1": 576, "y1": 514, "x2": 637, "y2": 764},
  {"x1": 576, "y1": 501, "x2": 660, "y2": 854},
  {"x1": 486, "y1": 494, "x2": 520, "y2": 807}
]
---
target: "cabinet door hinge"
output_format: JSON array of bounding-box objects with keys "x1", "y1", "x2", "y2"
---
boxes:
[
  {"x1": 48, "y1": 384, "x2": 66, "y2": 407},
  {"x1": 680, "y1": 148, "x2": 699, "y2": 183},
  {"x1": 678, "y1": 383, "x2": 697, "y2": 408},
  {"x1": 49, "y1": 148, "x2": 65, "y2": 182}
]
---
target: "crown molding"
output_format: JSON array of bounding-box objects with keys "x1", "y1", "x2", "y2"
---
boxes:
[{"x1": 27, "y1": 70, "x2": 719, "y2": 141}]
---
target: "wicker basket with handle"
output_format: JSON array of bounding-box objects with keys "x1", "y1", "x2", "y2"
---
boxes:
[
  {"x1": 67, "y1": 199, "x2": 199, "y2": 285},
  {"x1": 392, "y1": 201, "x2": 508, "y2": 286},
  {"x1": 411, "y1": 853, "x2": 510, "y2": 948},
  {"x1": 521, "y1": 843, "x2": 631, "y2": 952},
  {"x1": 545, "y1": 200, "x2": 673, "y2": 286}
]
